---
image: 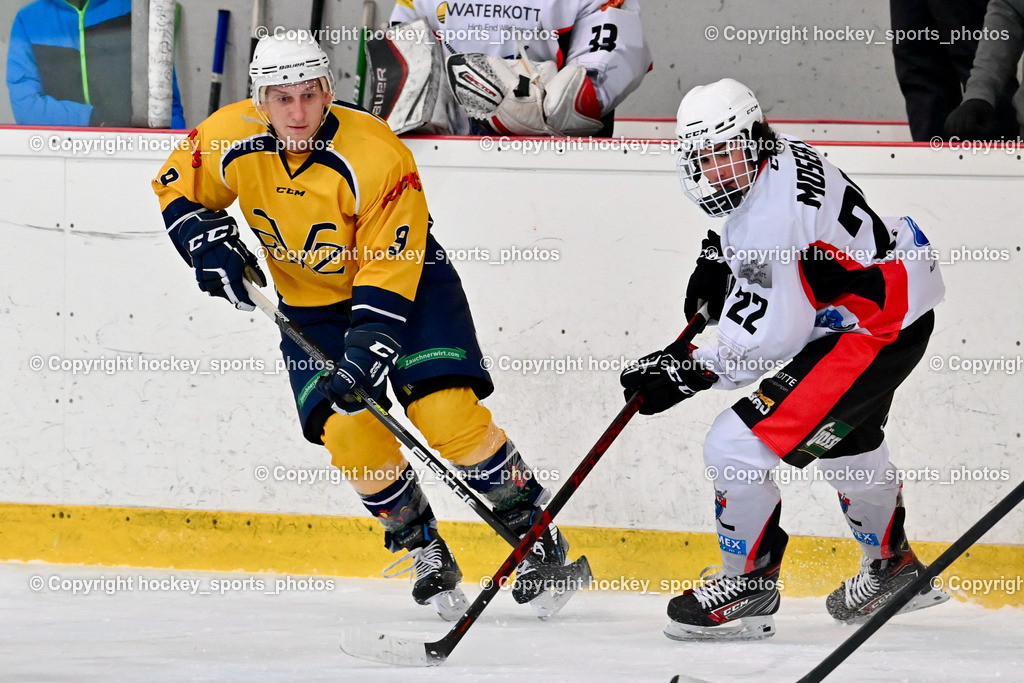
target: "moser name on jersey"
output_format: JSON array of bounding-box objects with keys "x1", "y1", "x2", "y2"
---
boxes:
[{"x1": 789, "y1": 140, "x2": 826, "y2": 208}]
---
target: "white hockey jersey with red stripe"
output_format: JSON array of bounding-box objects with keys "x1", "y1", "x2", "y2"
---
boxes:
[
  {"x1": 389, "y1": 0, "x2": 651, "y2": 113},
  {"x1": 693, "y1": 135, "x2": 945, "y2": 390}
]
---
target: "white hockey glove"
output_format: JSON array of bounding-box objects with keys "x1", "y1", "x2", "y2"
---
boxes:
[
  {"x1": 542, "y1": 63, "x2": 604, "y2": 136},
  {"x1": 446, "y1": 53, "x2": 557, "y2": 135}
]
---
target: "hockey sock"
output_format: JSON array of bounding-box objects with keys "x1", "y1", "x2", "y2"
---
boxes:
[
  {"x1": 837, "y1": 488, "x2": 907, "y2": 560},
  {"x1": 820, "y1": 442, "x2": 904, "y2": 560},
  {"x1": 714, "y1": 482, "x2": 783, "y2": 576},
  {"x1": 358, "y1": 464, "x2": 437, "y2": 551},
  {"x1": 453, "y1": 439, "x2": 545, "y2": 513}
]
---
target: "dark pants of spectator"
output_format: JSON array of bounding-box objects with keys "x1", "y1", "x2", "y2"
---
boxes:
[{"x1": 890, "y1": 0, "x2": 1019, "y2": 140}]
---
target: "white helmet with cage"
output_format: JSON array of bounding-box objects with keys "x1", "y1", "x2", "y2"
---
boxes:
[
  {"x1": 675, "y1": 78, "x2": 763, "y2": 217},
  {"x1": 249, "y1": 32, "x2": 335, "y2": 107}
]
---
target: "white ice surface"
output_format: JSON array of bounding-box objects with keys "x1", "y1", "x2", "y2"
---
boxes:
[{"x1": 2, "y1": 562, "x2": 1021, "y2": 682}]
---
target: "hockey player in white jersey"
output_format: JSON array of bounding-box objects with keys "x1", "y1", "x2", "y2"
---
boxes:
[
  {"x1": 620, "y1": 78, "x2": 950, "y2": 640},
  {"x1": 385, "y1": 0, "x2": 651, "y2": 135}
]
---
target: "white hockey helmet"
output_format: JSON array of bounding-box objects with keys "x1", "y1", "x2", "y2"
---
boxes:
[
  {"x1": 675, "y1": 78, "x2": 763, "y2": 217},
  {"x1": 249, "y1": 33, "x2": 335, "y2": 107}
]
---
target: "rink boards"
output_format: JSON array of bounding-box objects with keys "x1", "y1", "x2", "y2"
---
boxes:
[{"x1": 0, "y1": 127, "x2": 1021, "y2": 607}]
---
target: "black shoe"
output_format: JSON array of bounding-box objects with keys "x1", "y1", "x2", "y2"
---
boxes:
[
  {"x1": 499, "y1": 504, "x2": 592, "y2": 618},
  {"x1": 825, "y1": 549, "x2": 949, "y2": 623},
  {"x1": 665, "y1": 531, "x2": 787, "y2": 640},
  {"x1": 383, "y1": 526, "x2": 468, "y2": 621}
]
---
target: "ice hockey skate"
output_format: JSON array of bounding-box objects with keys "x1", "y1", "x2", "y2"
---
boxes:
[
  {"x1": 664, "y1": 531, "x2": 787, "y2": 641},
  {"x1": 664, "y1": 564, "x2": 782, "y2": 641},
  {"x1": 383, "y1": 530, "x2": 468, "y2": 621},
  {"x1": 826, "y1": 548, "x2": 949, "y2": 623},
  {"x1": 500, "y1": 503, "x2": 593, "y2": 619}
]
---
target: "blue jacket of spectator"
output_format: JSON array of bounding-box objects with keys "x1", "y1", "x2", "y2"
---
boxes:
[{"x1": 7, "y1": 0, "x2": 186, "y2": 128}]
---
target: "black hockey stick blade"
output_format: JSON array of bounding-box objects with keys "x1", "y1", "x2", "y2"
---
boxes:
[
  {"x1": 798, "y1": 476, "x2": 1024, "y2": 683},
  {"x1": 340, "y1": 306, "x2": 711, "y2": 666}
]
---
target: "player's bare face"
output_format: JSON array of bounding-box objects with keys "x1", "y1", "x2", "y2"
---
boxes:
[
  {"x1": 260, "y1": 80, "x2": 331, "y2": 152},
  {"x1": 698, "y1": 142, "x2": 755, "y2": 195}
]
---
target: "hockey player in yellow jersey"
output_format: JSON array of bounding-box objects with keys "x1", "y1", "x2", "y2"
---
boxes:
[{"x1": 152, "y1": 33, "x2": 585, "y2": 620}]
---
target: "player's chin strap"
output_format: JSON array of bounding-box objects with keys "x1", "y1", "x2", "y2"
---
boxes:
[{"x1": 240, "y1": 277, "x2": 544, "y2": 553}]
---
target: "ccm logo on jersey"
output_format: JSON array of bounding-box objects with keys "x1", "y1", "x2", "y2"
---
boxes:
[
  {"x1": 276, "y1": 187, "x2": 306, "y2": 196},
  {"x1": 381, "y1": 172, "x2": 423, "y2": 209}
]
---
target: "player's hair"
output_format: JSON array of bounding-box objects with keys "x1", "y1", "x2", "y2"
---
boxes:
[{"x1": 750, "y1": 120, "x2": 781, "y2": 166}]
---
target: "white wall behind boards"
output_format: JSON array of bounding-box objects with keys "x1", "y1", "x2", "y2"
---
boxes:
[{"x1": 0, "y1": 128, "x2": 1021, "y2": 546}]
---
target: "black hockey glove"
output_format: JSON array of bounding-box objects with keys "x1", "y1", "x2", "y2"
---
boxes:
[
  {"x1": 944, "y1": 99, "x2": 995, "y2": 141},
  {"x1": 181, "y1": 210, "x2": 266, "y2": 311},
  {"x1": 684, "y1": 230, "x2": 732, "y2": 323},
  {"x1": 317, "y1": 323, "x2": 402, "y2": 414},
  {"x1": 620, "y1": 339, "x2": 718, "y2": 415}
]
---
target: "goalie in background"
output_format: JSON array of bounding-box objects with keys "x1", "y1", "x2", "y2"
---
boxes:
[
  {"x1": 370, "y1": 0, "x2": 651, "y2": 136},
  {"x1": 153, "y1": 33, "x2": 589, "y2": 621}
]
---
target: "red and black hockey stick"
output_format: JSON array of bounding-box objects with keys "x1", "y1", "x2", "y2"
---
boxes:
[
  {"x1": 798, "y1": 476, "x2": 1024, "y2": 682},
  {"x1": 339, "y1": 305, "x2": 711, "y2": 665}
]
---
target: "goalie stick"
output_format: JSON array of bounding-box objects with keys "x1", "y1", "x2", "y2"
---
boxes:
[
  {"x1": 240, "y1": 279, "x2": 592, "y2": 610},
  {"x1": 798, "y1": 476, "x2": 1024, "y2": 683},
  {"x1": 339, "y1": 305, "x2": 711, "y2": 666}
]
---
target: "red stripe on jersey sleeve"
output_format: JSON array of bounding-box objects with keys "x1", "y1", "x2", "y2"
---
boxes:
[{"x1": 800, "y1": 241, "x2": 910, "y2": 335}]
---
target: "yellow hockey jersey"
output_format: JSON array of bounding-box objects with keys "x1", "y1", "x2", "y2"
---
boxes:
[{"x1": 153, "y1": 99, "x2": 430, "y2": 326}]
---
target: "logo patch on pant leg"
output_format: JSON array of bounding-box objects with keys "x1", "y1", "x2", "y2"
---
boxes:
[
  {"x1": 718, "y1": 534, "x2": 747, "y2": 555},
  {"x1": 797, "y1": 417, "x2": 853, "y2": 459}
]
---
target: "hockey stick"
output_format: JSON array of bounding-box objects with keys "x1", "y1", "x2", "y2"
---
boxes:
[
  {"x1": 353, "y1": 1, "x2": 377, "y2": 106},
  {"x1": 798, "y1": 477, "x2": 1024, "y2": 683},
  {"x1": 247, "y1": 0, "x2": 265, "y2": 91},
  {"x1": 310, "y1": 0, "x2": 326, "y2": 35},
  {"x1": 146, "y1": 0, "x2": 176, "y2": 127},
  {"x1": 241, "y1": 280, "x2": 521, "y2": 547},
  {"x1": 208, "y1": 9, "x2": 231, "y2": 115},
  {"x1": 340, "y1": 306, "x2": 711, "y2": 666}
]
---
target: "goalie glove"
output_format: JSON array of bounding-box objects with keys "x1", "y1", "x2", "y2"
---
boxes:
[
  {"x1": 446, "y1": 53, "x2": 557, "y2": 136},
  {"x1": 179, "y1": 209, "x2": 266, "y2": 311},
  {"x1": 542, "y1": 63, "x2": 603, "y2": 136}
]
